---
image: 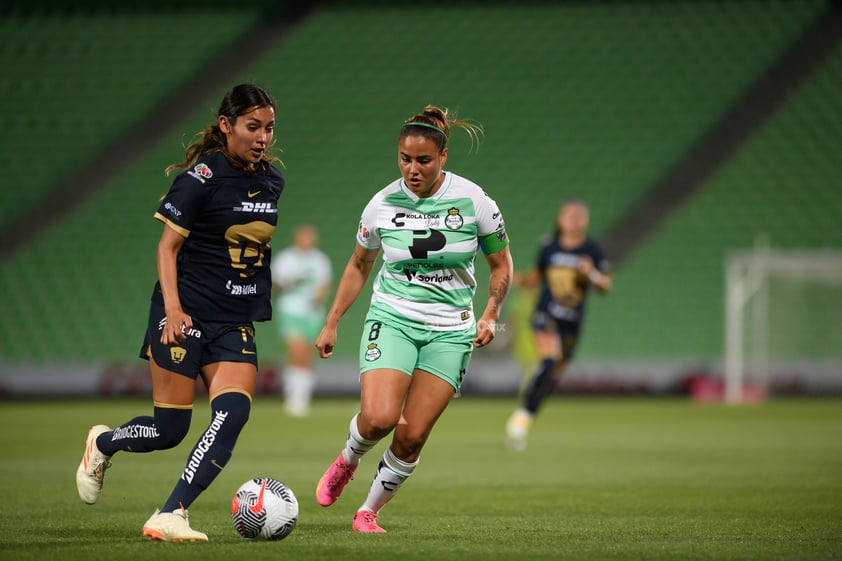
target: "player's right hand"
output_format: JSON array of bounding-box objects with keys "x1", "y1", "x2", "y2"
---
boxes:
[
  {"x1": 315, "y1": 326, "x2": 336, "y2": 358},
  {"x1": 161, "y1": 310, "x2": 192, "y2": 346}
]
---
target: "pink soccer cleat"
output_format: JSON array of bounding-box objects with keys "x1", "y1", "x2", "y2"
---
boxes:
[
  {"x1": 316, "y1": 452, "x2": 358, "y2": 507},
  {"x1": 352, "y1": 510, "x2": 385, "y2": 533}
]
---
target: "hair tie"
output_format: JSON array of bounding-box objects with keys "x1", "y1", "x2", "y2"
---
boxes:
[{"x1": 403, "y1": 121, "x2": 447, "y2": 137}]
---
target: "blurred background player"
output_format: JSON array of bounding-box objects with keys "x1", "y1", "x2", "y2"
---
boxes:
[
  {"x1": 271, "y1": 224, "x2": 332, "y2": 416},
  {"x1": 313, "y1": 105, "x2": 513, "y2": 532},
  {"x1": 505, "y1": 198, "x2": 611, "y2": 450},
  {"x1": 74, "y1": 84, "x2": 284, "y2": 541}
]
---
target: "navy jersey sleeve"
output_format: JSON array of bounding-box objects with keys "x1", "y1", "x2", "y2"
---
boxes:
[
  {"x1": 153, "y1": 167, "x2": 209, "y2": 237},
  {"x1": 589, "y1": 241, "x2": 611, "y2": 274}
]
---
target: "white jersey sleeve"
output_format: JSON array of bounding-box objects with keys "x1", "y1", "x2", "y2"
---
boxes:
[
  {"x1": 270, "y1": 249, "x2": 292, "y2": 286},
  {"x1": 475, "y1": 191, "x2": 505, "y2": 237},
  {"x1": 314, "y1": 250, "x2": 332, "y2": 286},
  {"x1": 356, "y1": 197, "x2": 382, "y2": 249}
]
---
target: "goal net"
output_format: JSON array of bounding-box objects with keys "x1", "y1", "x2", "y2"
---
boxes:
[{"x1": 724, "y1": 243, "x2": 842, "y2": 403}]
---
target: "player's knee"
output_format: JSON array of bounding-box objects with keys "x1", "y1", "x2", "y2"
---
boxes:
[
  {"x1": 393, "y1": 432, "x2": 427, "y2": 458},
  {"x1": 358, "y1": 412, "x2": 398, "y2": 440},
  {"x1": 211, "y1": 391, "x2": 252, "y2": 438},
  {"x1": 157, "y1": 424, "x2": 189, "y2": 449},
  {"x1": 153, "y1": 407, "x2": 192, "y2": 449}
]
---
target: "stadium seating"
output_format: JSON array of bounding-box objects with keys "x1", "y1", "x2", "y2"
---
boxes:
[
  {"x1": 0, "y1": 0, "x2": 833, "y2": 365},
  {"x1": 0, "y1": 10, "x2": 261, "y2": 230},
  {"x1": 581, "y1": 43, "x2": 842, "y2": 360}
]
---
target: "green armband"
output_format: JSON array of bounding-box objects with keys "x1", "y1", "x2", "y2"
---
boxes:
[{"x1": 479, "y1": 228, "x2": 509, "y2": 255}]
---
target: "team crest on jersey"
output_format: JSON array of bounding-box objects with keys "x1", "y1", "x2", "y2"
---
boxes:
[
  {"x1": 188, "y1": 163, "x2": 213, "y2": 183},
  {"x1": 445, "y1": 207, "x2": 463, "y2": 230},
  {"x1": 364, "y1": 343, "x2": 381, "y2": 362}
]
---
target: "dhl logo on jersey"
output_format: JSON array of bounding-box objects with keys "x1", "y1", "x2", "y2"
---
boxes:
[{"x1": 233, "y1": 201, "x2": 277, "y2": 213}]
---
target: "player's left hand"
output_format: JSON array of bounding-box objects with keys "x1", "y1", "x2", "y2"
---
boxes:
[
  {"x1": 473, "y1": 316, "x2": 498, "y2": 348},
  {"x1": 577, "y1": 255, "x2": 595, "y2": 276}
]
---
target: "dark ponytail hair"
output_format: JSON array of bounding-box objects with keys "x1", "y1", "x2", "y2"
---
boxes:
[
  {"x1": 166, "y1": 83, "x2": 281, "y2": 175},
  {"x1": 400, "y1": 105, "x2": 483, "y2": 153}
]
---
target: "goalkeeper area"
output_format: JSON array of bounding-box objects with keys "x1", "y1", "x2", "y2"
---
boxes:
[
  {"x1": 1, "y1": 397, "x2": 839, "y2": 560},
  {"x1": 724, "y1": 244, "x2": 842, "y2": 403}
]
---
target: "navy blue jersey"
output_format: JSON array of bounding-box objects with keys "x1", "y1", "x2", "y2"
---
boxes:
[
  {"x1": 534, "y1": 236, "x2": 610, "y2": 324},
  {"x1": 151, "y1": 151, "x2": 285, "y2": 322}
]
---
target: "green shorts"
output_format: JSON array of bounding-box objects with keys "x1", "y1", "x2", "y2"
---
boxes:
[
  {"x1": 277, "y1": 311, "x2": 324, "y2": 343},
  {"x1": 358, "y1": 317, "x2": 474, "y2": 391}
]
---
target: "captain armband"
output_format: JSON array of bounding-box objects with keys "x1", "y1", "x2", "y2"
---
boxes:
[{"x1": 479, "y1": 228, "x2": 510, "y2": 255}]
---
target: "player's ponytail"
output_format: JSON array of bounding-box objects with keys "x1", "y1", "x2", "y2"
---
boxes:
[{"x1": 400, "y1": 105, "x2": 483, "y2": 153}]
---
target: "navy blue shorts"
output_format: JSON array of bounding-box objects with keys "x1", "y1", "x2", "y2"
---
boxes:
[
  {"x1": 530, "y1": 311, "x2": 581, "y2": 361},
  {"x1": 138, "y1": 300, "x2": 258, "y2": 379}
]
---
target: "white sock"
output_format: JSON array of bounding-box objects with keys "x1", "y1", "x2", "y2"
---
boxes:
[
  {"x1": 360, "y1": 448, "x2": 418, "y2": 514},
  {"x1": 342, "y1": 413, "x2": 379, "y2": 466},
  {"x1": 284, "y1": 366, "x2": 313, "y2": 414}
]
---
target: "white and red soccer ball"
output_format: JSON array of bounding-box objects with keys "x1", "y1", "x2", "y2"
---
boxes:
[{"x1": 231, "y1": 477, "x2": 298, "y2": 540}]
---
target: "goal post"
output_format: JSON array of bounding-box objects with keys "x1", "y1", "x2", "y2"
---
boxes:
[{"x1": 724, "y1": 241, "x2": 842, "y2": 404}]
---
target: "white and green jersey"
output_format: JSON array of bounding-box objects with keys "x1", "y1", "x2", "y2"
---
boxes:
[
  {"x1": 356, "y1": 171, "x2": 509, "y2": 331},
  {"x1": 271, "y1": 247, "x2": 332, "y2": 317}
]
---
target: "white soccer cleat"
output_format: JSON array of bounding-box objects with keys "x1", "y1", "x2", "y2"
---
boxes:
[
  {"x1": 142, "y1": 508, "x2": 208, "y2": 542},
  {"x1": 284, "y1": 400, "x2": 311, "y2": 418},
  {"x1": 505, "y1": 409, "x2": 533, "y2": 451},
  {"x1": 76, "y1": 424, "x2": 113, "y2": 504}
]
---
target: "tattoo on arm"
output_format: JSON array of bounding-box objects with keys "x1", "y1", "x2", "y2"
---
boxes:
[
  {"x1": 352, "y1": 252, "x2": 377, "y2": 267},
  {"x1": 489, "y1": 273, "x2": 511, "y2": 315}
]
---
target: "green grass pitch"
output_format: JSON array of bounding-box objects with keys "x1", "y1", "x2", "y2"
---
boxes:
[{"x1": 0, "y1": 397, "x2": 839, "y2": 561}]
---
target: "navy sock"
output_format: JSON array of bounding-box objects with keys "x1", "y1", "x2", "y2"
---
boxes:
[
  {"x1": 523, "y1": 358, "x2": 561, "y2": 415},
  {"x1": 96, "y1": 406, "x2": 192, "y2": 456},
  {"x1": 160, "y1": 391, "x2": 251, "y2": 513}
]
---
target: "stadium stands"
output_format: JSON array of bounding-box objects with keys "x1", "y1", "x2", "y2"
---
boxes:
[
  {"x1": 0, "y1": 0, "x2": 834, "y2": 367},
  {"x1": 582, "y1": 42, "x2": 842, "y2": 360},
  {"x1": 0, "y1": 10, "x2": 261, "y2": 230}
]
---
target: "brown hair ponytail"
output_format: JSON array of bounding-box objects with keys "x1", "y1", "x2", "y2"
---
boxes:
[{"x1": 400, "y1": 105, "x2": 483, "y2": 153}]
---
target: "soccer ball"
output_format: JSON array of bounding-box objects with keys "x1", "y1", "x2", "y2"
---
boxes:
[{"x1": 231, "y1": 477, "x2": 298, "y2": 540}]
